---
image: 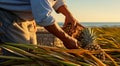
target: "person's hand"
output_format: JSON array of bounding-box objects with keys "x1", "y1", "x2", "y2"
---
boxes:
[
  {"x1": 64, "y1": 16, "x2": 77, "y2": 27},
  {"x1": 56, "y1": 5, "x2": 78, "y2": 30},
  {"x1": 63, "y1": 37, "x2": 80, "y2": 49},
  {"x1": 63, "y1": 15, "x2": 79, "y2": 34}
]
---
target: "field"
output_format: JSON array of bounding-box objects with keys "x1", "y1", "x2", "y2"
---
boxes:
[
  {"x1": 0, "y1": 26, "x2": 120, "y2": 66},
  {"x1": 94, "y1": 26, "x2": 120, "y2": 48},
  {"x1": 92, "y1": 26, "x2": 120, "y2": 65}
]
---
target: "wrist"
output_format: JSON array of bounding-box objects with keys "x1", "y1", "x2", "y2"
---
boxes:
[
  {"x1": 64, "y1": 12, "x2": 72, "y2": 17},
  {"x1": 65, "y1": 14, "x2": 73, "y2": 18}
]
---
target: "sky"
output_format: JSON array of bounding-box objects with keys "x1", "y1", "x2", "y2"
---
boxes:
[{"x1": 52, "y1": 0, "x2": 120, "y2": 22}]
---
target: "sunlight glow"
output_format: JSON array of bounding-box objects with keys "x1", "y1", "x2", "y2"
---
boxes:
[{"x1": 52, "y1": 0, "x2": 120, "y2": 22}]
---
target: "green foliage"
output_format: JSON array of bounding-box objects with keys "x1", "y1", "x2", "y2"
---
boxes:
[{"x1": 0, "y1": 26, "x2": 120, "y2": 66}]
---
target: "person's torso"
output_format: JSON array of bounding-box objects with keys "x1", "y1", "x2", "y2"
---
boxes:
[
  {"x1": 0, "y1": 0, "x2": 57, "y2": 11},
  {"x1": 0, "y1": 0, "x2": 31, "y2": 11},
  {"x1": 0, "y1": 0, "x2": 57, "y2": 21}
]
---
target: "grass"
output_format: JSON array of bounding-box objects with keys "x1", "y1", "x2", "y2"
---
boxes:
[
  {"x1": 0, "y1": 26, "x2": 120, "y2": 66},
  {"x1": 93, "y1": 26, "x2": 120, "y2": 65}
]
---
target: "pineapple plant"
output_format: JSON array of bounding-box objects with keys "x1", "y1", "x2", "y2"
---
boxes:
[
  {"x1": 62, "y1": 23, "x2": 105, "y2": 60},
  {"x1": 0, "y1": 24, "x2": 120, "y2": 66},
  {"x1": 0, "y1": 42, "x2": 107, "y2": 66}
]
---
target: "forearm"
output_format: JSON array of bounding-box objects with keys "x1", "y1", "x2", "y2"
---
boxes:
[
  {"x1": 57, "y1": 5, "x2": 73, "y2": 17},
  {"x1": 44, "y1": 22, "x2": 79, "y2": 49}
]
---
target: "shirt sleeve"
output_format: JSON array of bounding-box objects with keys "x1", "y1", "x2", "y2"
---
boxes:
[
  {"x1": 53, "y1": 0, "x2": 66, "y2": 12},
  {"x1": 30, "y1": 0, "x2": 55, "y2": 26}
]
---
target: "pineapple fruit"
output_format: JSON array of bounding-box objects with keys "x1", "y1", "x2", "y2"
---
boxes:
[{"x1": 62, "y1": 22, "x2": 105, "y2": 60}]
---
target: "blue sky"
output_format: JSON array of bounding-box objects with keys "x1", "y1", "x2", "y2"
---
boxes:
[{"x1": 52, "y1": 0, "x2": 120, "y2": 22}]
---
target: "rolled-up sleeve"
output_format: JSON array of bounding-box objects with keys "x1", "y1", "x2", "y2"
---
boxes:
[
  {"x1": 30, "y1": 0, "x2": 55, "y2": 26},
  {"x1": 53, "y1": 0, "x2": 66, "y2": 11}
]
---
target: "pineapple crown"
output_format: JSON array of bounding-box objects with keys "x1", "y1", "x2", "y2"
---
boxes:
[{"x1": 78, "y1": 28, "x2": 97, "y2": 48}]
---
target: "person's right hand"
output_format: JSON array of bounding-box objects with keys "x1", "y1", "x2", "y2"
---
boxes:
[{"x1": 63, "y1": 36, "x2": 80, "y2": 49}]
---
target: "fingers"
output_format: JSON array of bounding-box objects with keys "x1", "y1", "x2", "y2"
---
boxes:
[
  {"x1": 63, "y1": 38, "x2": 79, "y2": 49},
  {"x1": 70, "y1": 20, "x2": 77, "y2": 30}
]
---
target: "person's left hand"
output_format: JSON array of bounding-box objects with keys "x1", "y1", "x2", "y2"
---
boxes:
[
  {"x1": 64, "y1": 16, "x2": 77, "y2": 27},
  {"x1": 63, "y1": 16, "x2": 79, "y2": 33}
]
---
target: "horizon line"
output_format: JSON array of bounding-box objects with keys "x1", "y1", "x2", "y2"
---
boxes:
[{"x1": 59, "y1": 21, "x2": 120, "y2": 23}]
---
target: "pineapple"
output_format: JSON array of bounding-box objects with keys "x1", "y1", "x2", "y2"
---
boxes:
[
  {"x1": 63, "y1": 23, "x2": 105, "y2": 60},
  {"x1": 62, "y1": 23, "x2": 84, "y2": 38}
]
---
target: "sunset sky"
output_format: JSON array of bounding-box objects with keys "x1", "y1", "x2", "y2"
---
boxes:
[{"x1": 52, "y1": 0, "x2": 120, "y2": 22}]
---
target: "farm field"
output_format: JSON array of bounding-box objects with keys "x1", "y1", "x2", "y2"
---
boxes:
[{"x1": 0, "y1": 26, "x2": 120, "y2": 66}]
